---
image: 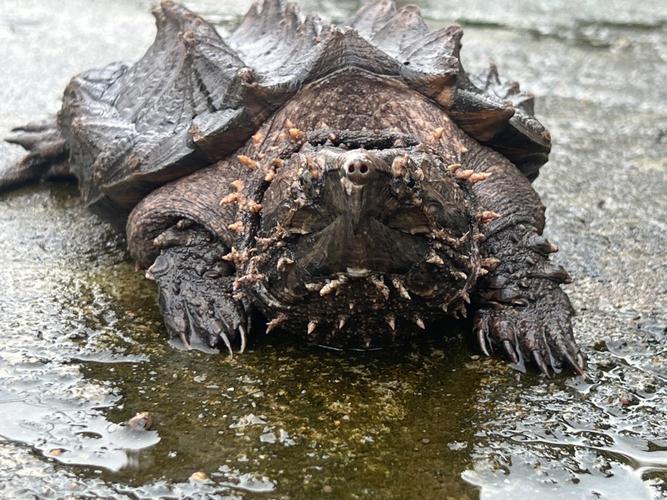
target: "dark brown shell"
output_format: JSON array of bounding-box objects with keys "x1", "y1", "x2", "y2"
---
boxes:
[{"x1": 50, "y1": 0, "x2": 551, "y2": 209}]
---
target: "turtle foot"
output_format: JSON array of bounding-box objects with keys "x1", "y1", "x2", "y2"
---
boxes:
[
  {"x1": 473, "y1": 284, "x2": 585, "y2": 376},
  {"x1": 147, "y1": 223, "x2": 248, "y2": 355}
]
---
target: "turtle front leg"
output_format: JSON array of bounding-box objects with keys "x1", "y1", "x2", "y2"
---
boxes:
[
  {"x1": 467, "y1": 146, "x2": 585, "y2": 376},
  {"x1": 146, "y1": 221, "x2": 248, "y2": 354},
  {"x1": 473, "y1": 227, "x2": 585, "y2": 376}
]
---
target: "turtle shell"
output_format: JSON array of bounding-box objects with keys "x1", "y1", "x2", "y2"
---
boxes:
[{"x1": 54, "y1": 0, "x2": 551, "y2": 210}]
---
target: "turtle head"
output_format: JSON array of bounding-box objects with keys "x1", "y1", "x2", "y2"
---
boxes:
[{"x1": 251, "y1": 145, "x2": 480, "y2": 345}]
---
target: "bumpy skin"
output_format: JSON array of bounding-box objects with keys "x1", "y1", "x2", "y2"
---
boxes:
[
  {"x1": 467, "y1": 147, "x2": 584, "y2": 374},
  {"x1": 1, "y1": 0, "x2": 584, "y2": 376}
]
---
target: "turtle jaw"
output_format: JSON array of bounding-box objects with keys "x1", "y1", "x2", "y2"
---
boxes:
[
  {"x1": 256, "y1": 227, "x2": 478, "y2": 347},
  {"x1": 252, "y1": 266, "x2": 474, "y2": 349}
]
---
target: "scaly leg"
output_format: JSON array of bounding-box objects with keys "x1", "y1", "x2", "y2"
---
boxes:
[
  {"x1": 474, "y1": 226, "x2": 585, "y2": 375},
  {"x1": 146, "y1": 221, "x2": 248, "y2": 354},
  {"x1": 468, "y1": 145, "x2": 585, "y2": 375}
]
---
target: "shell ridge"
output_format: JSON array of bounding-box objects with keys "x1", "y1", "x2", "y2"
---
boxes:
[
  {"x1": 59, "y1": 1, "x2": 260, "y2": 209},
  {"x1": 341, "y1": 0, "x2": 551, "y2": 176},
  {"x1": 56, "y1": 0, "x2": 552, "y2": 212}
]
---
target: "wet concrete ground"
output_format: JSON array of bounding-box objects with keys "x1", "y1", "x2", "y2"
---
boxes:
[{"x1": 0, "y1": 0, "x2": 666, "y2": 498}]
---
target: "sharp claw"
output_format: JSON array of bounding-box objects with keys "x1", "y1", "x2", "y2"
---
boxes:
[
  {"x1": 503, "y1": 340, "x2": 519, "y2": 364},
  {"x1": 563, "y1": 351, "x2": 584, "y2": 376},
  {"x1": 532, "y1": 351, "x2": 551, "y2": 377},
  {"x1": 239, "y1": 324, "x2": 247, "y2": 353},
  {"x1": 576, "y1": 352, "x2": 587, "y2": 372},
  {"x1": 180, "y1": 303, "x2": 196, "y2": 350},
  {"x1": 566, "y1": 350, "x2": 586, "y2": 376},
  {"x1": 219, "y1": 331, "x2": 234, "y2": 357},
  {"x1": 474, "y1": 313, "x2": 492, "y2": 356},
  {"x1": 541, "y1": 331, "x2": 562, "y2": 374},
  {"x1": 178, "y1": 329, "x2": 192, "y2": 350},
  {"x1": 477, "y1": 328, "x2": 490, "y2": 356}
]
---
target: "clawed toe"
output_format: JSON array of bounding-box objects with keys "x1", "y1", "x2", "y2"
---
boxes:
[
  {"x1": 215, "y1": 318, "x2": 235, "y2": 356},
  {"x1": 502, "y1": 339, "x2": 519, "y2": 364},
  {"x1": 563, "y1": 351, "x2": 585, "y2": 376},
  {"x1": 474, "y1": 314, "x2": 492, "y2": 356},
  {"x1": 474, "y1": 302, "x2": 585, "y2": 376},
  {"x1": 238, "y1": 325, "x2": 247, "y2": 353},
  {"x1": 161, "y1": 295, "x2": 190, "y2": 348},
  {"x1": 162, "y1": 293, "x2": 247, "y2": 355},
  {"x1": 212, "y1": 308, "x2": 248, "y2": 356},
  {"x1": 531, "y1": 350, "x2": 551, "y2": 377},
  {"x1": 151, "y1": 250, "x2": 248, "y2": 355}
]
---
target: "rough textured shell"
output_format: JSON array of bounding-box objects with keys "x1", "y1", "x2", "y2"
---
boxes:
[{"x1": 54, "y1": 0, "x2": 551, "y2": 209}]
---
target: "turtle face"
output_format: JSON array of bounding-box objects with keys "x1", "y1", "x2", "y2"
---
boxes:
[{"x1": 251, "y1": 146, "x2": 480, "y2": 346}]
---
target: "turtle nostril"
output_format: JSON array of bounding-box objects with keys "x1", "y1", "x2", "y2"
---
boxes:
[{"x1": 342, "y1": 155, "x2": 373, "y2": 186}]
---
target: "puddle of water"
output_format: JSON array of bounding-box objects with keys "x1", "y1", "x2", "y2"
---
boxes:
[{"x1": 0, "y1": 0, "x2": 666, "y2": 498}]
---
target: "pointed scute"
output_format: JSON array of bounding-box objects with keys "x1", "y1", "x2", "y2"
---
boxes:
[
  {"x1": 345, "y1": 0, "x2": 550, "y2": 176},
  {"x1": 111, "y1": 1, "x2": 245, "y2": 130},
  {"x1": 347, "y1": 2, "x2": 461, "y2": 106},
  {"x1": 357, "y1": 4, "x2": 429, "y2": 58},
  {"x1": 308, "y1": 28, "x2": 402, "y2": 79},
  {"x1": 228, "y1": 0, "x2": 402, "y2": 90},
  {"x1": 227, "y1": 0, "x2": 463, "y2": 106},
  {"x1": 229, "y1": 0, "x2": 322, "y2": 80},
  {"x1": 469, "y1": 64, "x2": 551, "y2": 179},
  {"x1": 53, "y1": 0, "x2": 550, "y2": 212},
  {"x1": 58, "y1": 1, "x2": 257, "y2": 209},
  {"x1": 348, "y1": 0, "x2": 397, "y2": 38}
]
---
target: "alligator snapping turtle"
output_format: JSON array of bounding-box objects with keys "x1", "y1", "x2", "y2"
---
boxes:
[{"x1": 1, "y1": 0, "x2": 585, "y2": 375}]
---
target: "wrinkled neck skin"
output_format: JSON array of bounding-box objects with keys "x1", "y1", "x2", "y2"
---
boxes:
[{"x1": 233, "y1": 69, "x2": 486, "y2": 347}]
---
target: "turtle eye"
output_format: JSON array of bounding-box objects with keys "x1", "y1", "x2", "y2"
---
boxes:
[
  {"x1": 385, "y1": 208, "x2": 431, "y2": 235},
  {"x1": 284, "y1": 207, "x2": 329, "y2": 235}
]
